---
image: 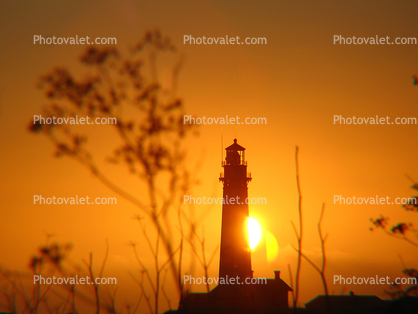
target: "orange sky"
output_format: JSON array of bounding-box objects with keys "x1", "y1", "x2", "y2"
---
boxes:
[{"x1": 1, "y1": 0, "x2": 418, "y2": 312}]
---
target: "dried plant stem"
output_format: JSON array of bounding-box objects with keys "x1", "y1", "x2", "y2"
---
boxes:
[{"x1": 291, "y1": 146, "x2": 303, "y2": 310}]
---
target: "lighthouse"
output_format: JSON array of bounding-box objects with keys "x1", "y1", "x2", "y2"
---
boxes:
[
  {"x1": 179, "y1": 139, "x2": 292, "y2": 313},
  {"x1": 219, "y1": 139, "x2": 252, "y2": 281}
]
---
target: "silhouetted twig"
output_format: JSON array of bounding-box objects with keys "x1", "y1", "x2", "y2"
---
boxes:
[
  {"x1": 292, "y1": 204, "x2": 330, "y2": 313},
  {"x1": 291, "y1": 146, "x2": 303, "y2": 310}
]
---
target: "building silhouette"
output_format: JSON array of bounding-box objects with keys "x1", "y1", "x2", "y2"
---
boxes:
[
  {"x1": 305, "y1": 294, "x2": 387, "y2": 314},
  {"x1": 178, "y1": 139, "x2": 292, "y2": 314}
]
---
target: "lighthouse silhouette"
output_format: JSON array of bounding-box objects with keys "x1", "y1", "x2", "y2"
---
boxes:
[
  {"x1": 178, "y1": 139, "x2": 292, "y2": 314},
  {"x1": 219, "y1": 138, "x2": 252, "y2": 281}
]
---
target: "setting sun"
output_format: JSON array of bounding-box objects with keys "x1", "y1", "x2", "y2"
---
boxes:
[
  {"x1": 2, "y1": 1, "x2": 418, "y2": 313},
  {"x1": 248, "y1": 217, "x2": 262, "y2": 250}
]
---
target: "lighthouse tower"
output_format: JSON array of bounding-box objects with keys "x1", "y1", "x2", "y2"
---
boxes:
[
  {"x1": 179, "y1": 139, "x2": 292, "y2": 313},
  {"x1": 219, "y1": 139, "x2": 253, "y2": 281}
]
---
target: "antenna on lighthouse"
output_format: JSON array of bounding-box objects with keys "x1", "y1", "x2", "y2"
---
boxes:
[{"x1": 221, "y1": 135, "x2": 223, "y2": 165}]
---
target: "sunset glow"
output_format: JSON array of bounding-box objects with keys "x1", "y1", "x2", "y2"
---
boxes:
[
  {"x1": 2, "y1": 1, "x2": 418, "y2": 313},
  {"x1": 248, "y1": 217, "x2": 262, "y2": 250},
  {"x1": 266, "y1": 231, "x2": 279, "y2": 263}
]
